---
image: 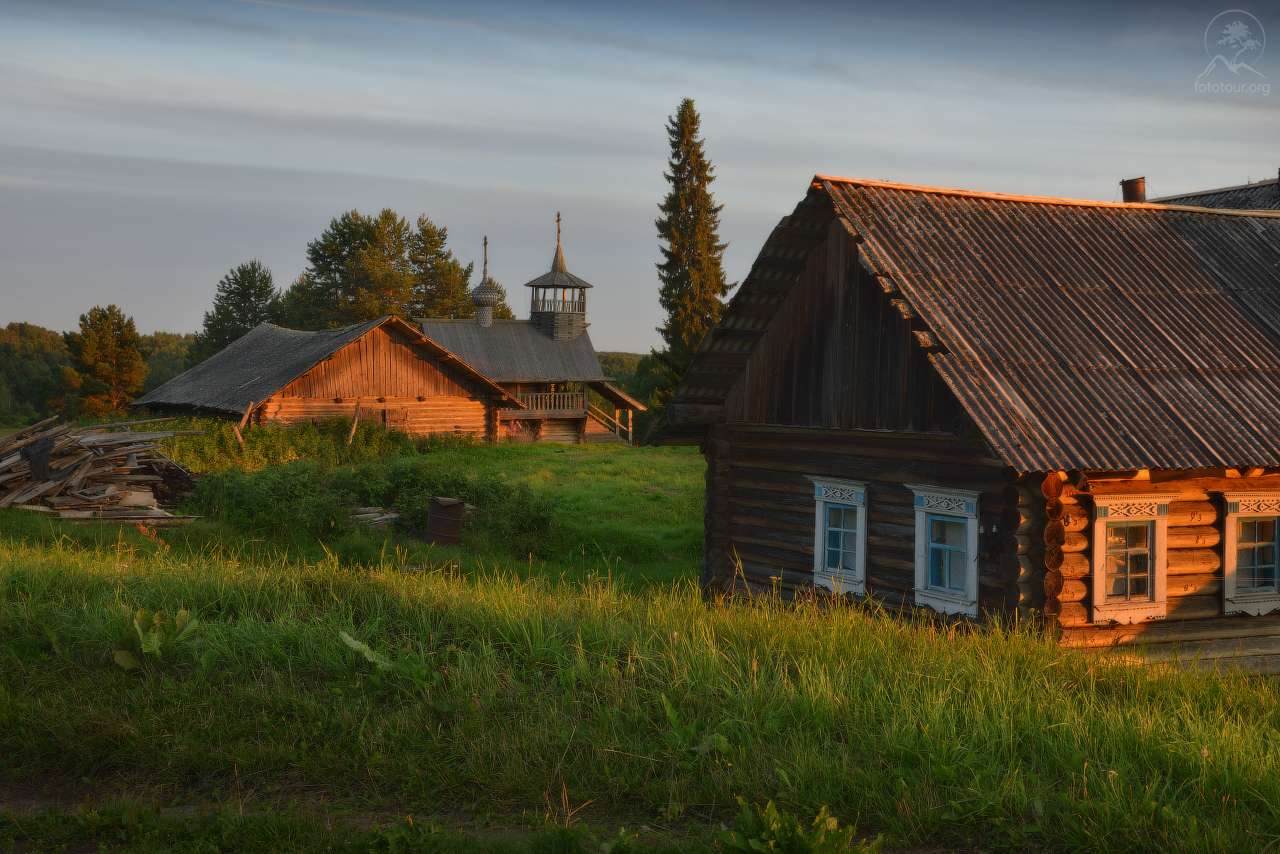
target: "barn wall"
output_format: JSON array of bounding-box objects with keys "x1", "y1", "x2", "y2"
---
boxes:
[
  {"x1": 701, "y1": 422, "x2": 1007, "y2": 611},
  {"x1": 724, "y1": 219, "x2": 961, "y2": 433},
  {"x1": 259, "y1": 396, "x2": 489, "y2": 437}
]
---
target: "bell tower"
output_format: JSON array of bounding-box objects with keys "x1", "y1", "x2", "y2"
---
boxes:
[{"x1": 524, "y1": 213, "x2": 592, "y2": 342}]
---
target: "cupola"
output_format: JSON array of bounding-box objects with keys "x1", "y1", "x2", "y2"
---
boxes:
[
  {"x1": 471, "y1": 236, "x2": 501, "y2": 327},
  {"x1": 522, "y1": 212, "x2": 592, "y2": 341}
]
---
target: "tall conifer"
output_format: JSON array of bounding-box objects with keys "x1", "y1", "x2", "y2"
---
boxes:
[
  {"x1": 187, "y1": 260, "x2": 279, "y2": 367},
  {"x1": 653, "y1": 98, "x2": 731, "y2": 406}
]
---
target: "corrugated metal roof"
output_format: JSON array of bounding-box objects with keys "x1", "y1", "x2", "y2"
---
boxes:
[
  {"x1": 418, "y1": 319, "x2": 607, "y2": 382},
  {"x1": 1153, "y1": 177, "x2": 1280, "y2": 211},
  {"x1": 652, "y1": 175, "x2": 1280, "y2": 471},
  {"x1": 133, "y1": 316, "x2": 513, "y2": 414}
]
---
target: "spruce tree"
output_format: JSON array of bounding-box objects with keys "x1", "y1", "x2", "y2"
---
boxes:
[
  {"x1": 54, "y1": 305, "x2": 149, "y2": 416},
  {"x1": 187, "y1": 260, "x2": 279, "y2": 367},
  {"x1": 652, "y1": 98, "x2": 731, "y2": 406}
]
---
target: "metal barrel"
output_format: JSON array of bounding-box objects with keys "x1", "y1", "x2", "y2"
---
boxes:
[{"x1": 426, "y1": 496, "x2": 465, "y2": 545}]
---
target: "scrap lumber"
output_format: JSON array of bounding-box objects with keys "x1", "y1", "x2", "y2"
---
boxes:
[{"x1": 0, "y1": 420, "x2": 201, "y2": 520}]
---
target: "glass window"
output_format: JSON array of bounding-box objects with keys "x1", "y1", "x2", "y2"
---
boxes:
[
  {"x1": 927, "y1": 515, "x2": 967, "y2": 592},
  {"x1": 1105, "y1": 522, "x2": 1152, "y2": 603},
  {"x1": 1237, "y1": 518, "x2": 1279, "y2": 592},
  {"x1": 824, "y1": 504, "x2": 858, "y2": 573}
]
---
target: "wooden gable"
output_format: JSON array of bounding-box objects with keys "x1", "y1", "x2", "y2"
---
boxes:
[
  {"x1": 724, "y1": 217, "x2": 962, "y2": 433},
  {"x1": 277, "y1": 325, "x2": 480, "y2": 400}
]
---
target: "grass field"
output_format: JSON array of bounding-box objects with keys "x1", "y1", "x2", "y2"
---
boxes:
[{"x1": 4, "y1": 424, "x2": 1280, "y2": 853}]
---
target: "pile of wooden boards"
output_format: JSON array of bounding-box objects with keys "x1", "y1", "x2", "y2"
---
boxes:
[{"x1": 0, "y1": 416, "x2": 201, "y2": 525}]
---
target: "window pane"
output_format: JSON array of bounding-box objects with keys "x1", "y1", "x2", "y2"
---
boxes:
[
  {"x1": 1240, "y1": 565, "x2": 1257, "y2": 590},
  {"x1": 826, "y1": 548, "x2": 841, "y2": 570},
  {"x1": 1260, "y1": 520, "x2": 1275, "y2": 544},
  {"x1": 1130, "y1": 552, "x2": 1149, "y2": 576},
  {"x1": 932, "y1": 518, "x2": 965, "y2": 546},
  {"x1": 1240, "y1": 520, "x2": 1257, "y2": 544},
  {"x1": 1106, "y1": 574, "x2": 1128, "y2": 599},
  {"x1": 948, "y1": 550, "x2": 966, "y2": 591},
  {"x1": 1106, "y1": 526, "x2": 1128, "y2": 551},
  {"x1": 1128, "y1": 525, "x2": 1148, "y2": 550},
  {"x1": 1259, "y1": 564, "x2": 1277, "y2": 590},
  {"x1": 1131, "y1": 575, "x2": 1149, "y2": 598},
  {"x1": 930, "y1": 548, "x2": 946, "y2": 587},
  {"x1": 1260, "y1": 544, "x2": 1275, "y2": 569},
  {"x1": 1238, "y1": 546, "x2": 1256, "y2": 569},
  {"x1": 828, "y1": 506, "x2": 841, "y2": 528},
  {"x1": 843, "y1": 549, "x2": 857, "y2": 571},
  {"x1": 828, "y1": 530, "x2": 842, "y2": 550}
]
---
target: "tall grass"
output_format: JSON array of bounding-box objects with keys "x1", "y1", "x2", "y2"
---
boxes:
[{"x1": 3, "y1": 535, "x2": 1279, "y2": 852}]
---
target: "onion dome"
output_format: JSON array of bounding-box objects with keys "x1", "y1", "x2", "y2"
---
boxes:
[{"x1": 471, "y1": 236, "x2": 501, "y2": 327}]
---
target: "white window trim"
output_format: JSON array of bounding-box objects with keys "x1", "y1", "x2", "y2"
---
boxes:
[
  {"x1": 1089, "y1": 493, "x2": 1179, "y2": 624},
  {"x1": 806, "y1": 476, "x2": 868, "y2": 596},
  {"x1": 1222, "y1": 492, "x2": 1280, "y2": 616},
  {"x1": 906, "y1": 484, "x2": 980, "y2": 617}
]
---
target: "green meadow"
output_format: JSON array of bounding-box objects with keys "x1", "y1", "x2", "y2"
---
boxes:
[{"x1": 3, "y1": 420, "x2": 1280, "y2": 853}]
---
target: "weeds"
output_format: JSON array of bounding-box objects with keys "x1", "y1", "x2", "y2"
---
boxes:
[{"x1": 112, "y1": 608, "x2": 200, "y2": 670}]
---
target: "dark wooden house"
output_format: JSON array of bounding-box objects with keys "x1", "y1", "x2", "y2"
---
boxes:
[
  {"x1": 649, "y1": 175, "x2": 1280, "y2": 670},
  {"x1": 134, "y1": 315, "x2": 524, "y2": 437},
  {"x1": 420, "y1": 220, "x2": 645, "y2": 444}
]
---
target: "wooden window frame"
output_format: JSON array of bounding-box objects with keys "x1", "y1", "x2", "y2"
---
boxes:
[
  {"x1": 906, "y1": 484, "x2": 981, "y2": 617},
  {"x1": 1090, "y1": 494, "x2": 1176, "y2": 624},
  {"x1": 1222, "y1": 492, "x2": 1280, "y2": 616},
  {"x1": 806, "y1": 476, "x2": 868, "y2": 596}
]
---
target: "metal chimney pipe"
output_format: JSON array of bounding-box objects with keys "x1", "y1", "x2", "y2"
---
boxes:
[{"x1": 1120, "y1": 177, "x2": 1146, "y2": 203}]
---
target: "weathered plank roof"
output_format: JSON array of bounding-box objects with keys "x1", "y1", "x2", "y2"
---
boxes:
[
  {"x1": 1153, "y1": 176, "x2": 1280, "y2": 211},
  {"x1": 133, "y1": 316, "x2": 516, "y2": 415},
  {"x1": 653, "y1": 176, "x2": 1280, "y2": 472},
  {"x1": 417, "y1": 319, "x2": 607, "y2": 382}
]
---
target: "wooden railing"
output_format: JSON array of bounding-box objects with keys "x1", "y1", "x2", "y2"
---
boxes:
[
  {"x1": 517, "y1": 392, "x2": 585, "y2": 412},
  {"x1": 530, "y1": 297, "x2": 586, "y2": 313},
  {"x1": 588, "y1": 402, "x2": 633, "y2": 442}
]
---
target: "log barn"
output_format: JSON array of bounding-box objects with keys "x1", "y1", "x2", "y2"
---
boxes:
[
  {"x1": 648, "y1": 175, "x2": 1280, "y2": 671},
  {"x1": 420, "y1": 219, "x2": 645, "y2": 444},
  {"x1": 134, "y1": 315, "x2": 524, "y2": 437}
]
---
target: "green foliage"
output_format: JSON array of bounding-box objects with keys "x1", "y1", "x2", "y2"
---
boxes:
[
  {"x1": 592, "y1": 352, "x2": 662, "y2": 437},
  {"x1": 0, "y1": 321, "x2": 69, "y2": 427},
  {"x1": 142, "y1": 331, "x2": 197, "y2": 390},
  {"x1": 277, "y1": 210, "x2": 511, "y2": 330},
  {"x1": 719, "y1": 799, "x2": 882, "y2": 854},
  {"x1": 187, "y1": 260, "x2": 280, "y2": 367},
  {"x1": 188, "y1": 454, "x2": 556, "y2": 556},
  {"x1": 653, "y1": 98, "x2": 732, "y2": 408},
  {"x1": 112, "y1": 608, "x2": 200, "y2": 670},
  {"x1": 55, "y1": 304, "x2": 149, "y2": 417}
]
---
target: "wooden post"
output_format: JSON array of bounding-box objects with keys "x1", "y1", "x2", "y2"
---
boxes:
[
  {"x1": 348, "y1": 401, "x2": 362, "y2": 445},
  {"x1": 628, "y1": 409, "x2": 633, "y2": 443}
]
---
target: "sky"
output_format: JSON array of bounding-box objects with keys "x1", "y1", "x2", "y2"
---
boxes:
[{"x1": 2, "y1": 0, "x2": 1279, "y2": 352}]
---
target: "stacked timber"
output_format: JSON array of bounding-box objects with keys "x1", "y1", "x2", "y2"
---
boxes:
[
  {"x1": 1002, "y1": 472, "x2": 1081, "y2": 624},
  {"x1": 1162, "y1": 494, "x2": 1221, "y2": 622},
  {"x1": 1038, "y1": 480, "x2": 1090, "y2": 629},
  {"x1": 0, "y1": 417, "x2": 199, "y2": 522}
]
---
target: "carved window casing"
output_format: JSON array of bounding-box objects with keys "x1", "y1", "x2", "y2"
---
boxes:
[
  {"x1": 807, "y1": 477, "x2": 868, "y2": 596},
  {"x1": 906, "y1": 484, "x2": 981, "y2": 617},
  {"x1": 1222, "y1": 492, "x2": 1280, "y2": 616},
  {"x1": 1089, "y1": 494, "x2": 1183, "y2": 624}
]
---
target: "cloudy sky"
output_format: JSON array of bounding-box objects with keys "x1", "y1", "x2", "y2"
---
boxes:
[{"x1": 2, "y1": 0, "x2": 1278, "y2": 352}]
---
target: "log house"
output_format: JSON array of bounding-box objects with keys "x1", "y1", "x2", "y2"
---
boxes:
[{"x1": 649, "y1": 175, "x2": 1280, "y2": 672}]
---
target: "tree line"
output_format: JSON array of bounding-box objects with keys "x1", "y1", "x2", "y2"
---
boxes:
[{"x1": 4, "y1": 98, "x2": 729, "y2": 424}]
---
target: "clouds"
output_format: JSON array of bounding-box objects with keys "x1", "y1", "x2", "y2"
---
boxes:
[{"x1": 1, "y1": 0, "x2": 1278, "y2": 350}]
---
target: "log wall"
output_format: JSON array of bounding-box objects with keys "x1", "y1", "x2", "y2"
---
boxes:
[
  {"x1": 701, "y1": 422, "x2": 1007, "y2": 613},
  {"x1": 258, "y1": 325, "x2": 495, "y2": 438}
]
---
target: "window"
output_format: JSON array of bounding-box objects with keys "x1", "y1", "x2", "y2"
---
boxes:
[
  {"x1": 806, "y1": 477, "x2": 868, "y2": 596},
  {"x1": 1105, "y1": 522, "x2": 1152, "y2": 603},
  {"x1": 928, "y1": 515, "x2": 968, "y2": 592},
  {"x1": 907, "y1": 484, "x2": 981, "y2": 617},
  {"x1": 1222, "y1": 493, "x2": 1280, "y2": 616},
  {"x1": 1089, "y1": 495, "x2": 1175, "y2": 624}
]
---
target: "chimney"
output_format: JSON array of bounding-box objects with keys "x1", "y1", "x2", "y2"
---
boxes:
[{"x1": 1120, "y1": 177, "x2": 1146, "y2": 203}]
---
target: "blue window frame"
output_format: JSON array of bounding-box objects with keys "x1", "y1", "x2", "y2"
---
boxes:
[
  {"x1": 824, "y1": 504, "x2": 859, "y2": 572},
  {"x1": 1105, "y1": 522, "x2": 1152, "y2": 603},
  {"x1": 927, "y1": 514, "x2": 967, "y2": 592},
  {"x1": 1237, "y1": 518, "x2": 1278, "y2": 593}
]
